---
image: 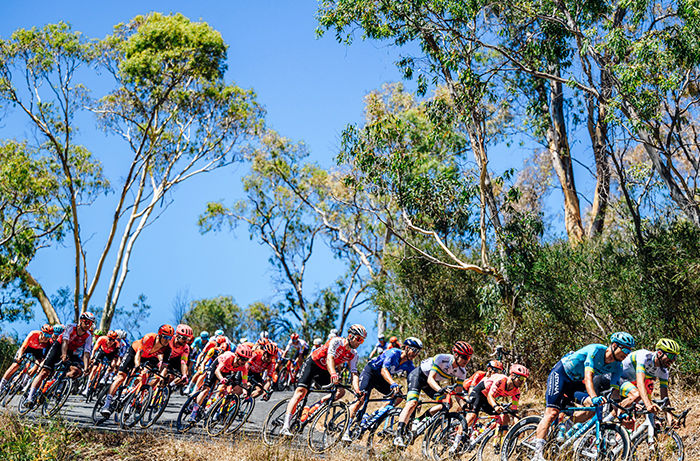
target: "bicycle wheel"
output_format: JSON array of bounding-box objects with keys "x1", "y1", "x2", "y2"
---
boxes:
[
  {"x1": 42, "y1": 377, "x2": 73, "y2": 417},
  {"x1": 119, "y1": 385, "x2": 153, "y2": 429},
  {"x1": 307, "y1": 401, "x2": 349, "y2": 453},
  {"x1": 226, "y1": 395, "x2": 254, "y2": 435},
  {"x1": 175, "y1": 390, "x2": 202, "y2": 433},
  {"x1": 140, "y1": 385, "x2": 170, "y2": 428},
  {"x1": 17, "y1": 388, "x2": 35, "y2": 415},
  {"x1": 262, "y1": 397, "x2": 292, "y2": 446},
  {"x1": 573, "y1": 423, "x2": 630, "y2": 461},
  {"x1": 366, "y1": 407, "x2": 403, "y2": 456},
  {"x1": 499, "y1": 420, "x2": 541, "y2": 461},
  {"x1": 92, "y1": 386, "x2": 112, "y2": 425},
  {"x1": 276, "y1": 368, "x2": 290, "y2": 392},
  {"x1": 206, "y1": 394, "x2": 240, "y2": 437},
  {"x1": 423, "y1": 412, "x2": 469, "y2": 461},
  {"x1": 476, "y1": 427, "x2": 498, "y2": 461},
  {"x1": 1, "y1": 373, "x2": 24, "y2": 407},
  {"x1": 630, "y1": 429, "x2": 684, "y2": 461}
]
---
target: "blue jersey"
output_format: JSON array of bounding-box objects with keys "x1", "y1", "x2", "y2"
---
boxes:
[
  {"x1": 561, "y1": 344, "x2": 622, "y2": 387},
  {"x1": 367, "y1": 348, "x2": 415, "y2": 375},
  {"x1": 192, "y1": 337, "x2": 206, "y2": 351}
]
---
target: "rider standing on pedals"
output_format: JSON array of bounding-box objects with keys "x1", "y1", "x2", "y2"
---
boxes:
[
  {"x1": 26, "y1": 312, "x2": 95, "y2": 407},
  {"x1": 342, "y1": 336, "x2": 423, "y2": 442},
  {"x1": 100, "y1": 324, "x2": 173, "y2": 417},
  {"x1": 393, "y1": 340, "x2": 473, "y2": 448},
  {"x1": 530, "y1": 332, "x2": 635, "y2": 461},
  {"x1": 279, "y1": 324, "x2": 367, "y2": 437}
]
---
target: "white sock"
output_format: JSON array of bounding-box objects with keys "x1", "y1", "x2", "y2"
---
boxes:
[
  {"x1": 0, "y1": 378, "x2": 7, "y2": 389},
  {"x1": 283, "y1": 412, "x2": 291, "y2": 429},
  {"x1": 534, "y1": 438, "x2": 545, "y2": 454}
]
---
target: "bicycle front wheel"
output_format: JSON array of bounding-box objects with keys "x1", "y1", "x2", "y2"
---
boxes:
[
  {"x1": 206, "y1": 395, "x2": 239, "y2": 437},
  {"x1": 226, "y1": 396, "x2": 254, "y2": 435},
  {"x1": 119, "y1": 385, "x2": 153, "y2": 429},
  {"x1": 307, "y1": 401, "x2": 350, "y2": 453},
  {"x1": 630, "y1": 429, "x2": 684, "y2": 461},
  {"x1": 574, "y1": 423, "x2": 630, "y2": 461},
  {"x1": 175, "y1": 390, "x2": 202, "y2": 433},
  {"x1": 366, "y1": 406, "x2": 402, "y2": 456},
  {"x1": 42, "y1": 377, "x2": 73, "y2": 417},
  {"x1": 140, "y1": 385, "x2": 170, "y2": 428},
  {"x1": 499, "y1": 419, "x2": 541, "y2": 461},
  {"x1": 422, "y1": 412, "x2": 469, "y2": 461},
  {"x1": 262, "y1": 397, "x2": 292, "y2": 446}
]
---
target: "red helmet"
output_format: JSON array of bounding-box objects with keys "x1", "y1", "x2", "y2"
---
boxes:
[
  {"x1": 262, "y1": 342, "x2": 278, "y2": 356},
  {"x1": 290, "y1": 333, "x2": 299, "y2": 341},
  {"x1": 176, "y1": 324, "x2": 194, "y2": 340},
  {"x1": 453, "y1": 341, "x2": 474, "y2": 358},
  {"x1": 487, "y1": 360, "x2": 504, "y2": 371},
  {"x1": 158, "y1": 324, "x2": 175, "y2": 337},
  {"x1": 235, "y1": 343, "x2": 254, "y2": 359},
  {"x1": 107, "y1": 330, "x2": 119, "y2": 340},
  {"x1": 389, "y1": 336, "x2": 399, "y2": 343},
  {"x1": 510, "y1": 364, "x2": 530, "y2": 378},
  {"x1": 216, "y1": 335, "x2": 228, "y2": 345},
  {"x1": 41, "y1": 324, "x2": 54, "y2": 335}
]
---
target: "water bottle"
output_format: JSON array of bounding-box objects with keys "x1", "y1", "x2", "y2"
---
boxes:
[
  {"x1": 556, "y1": 423, "x2": 567, "y2": 442},
  {"x1": 359, "y1": 412, "x2": 372, "y2": 429},
  {"x1": 565, "y1": 422, "x2": 582, "y2": 439},
  {"x1": 367, "y1": 404, "x2": 393, "y2": 427}
]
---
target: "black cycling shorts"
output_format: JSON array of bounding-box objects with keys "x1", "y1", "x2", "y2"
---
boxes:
[
  {"x1": 358, "y1": 366, "x2": 392, "y2": 396},
  {"x1": 406, "y1": 367, "x2": 440, "y2": 402},
  {"x1": 41, "y1": 341, "x2": 83, "y2": 371},
  {"x1": 297, "y1": 356, "x2": 330, "y2": 389},
  {"x1": 21, "y1": 346, "x2": 46, "y2": 363},
  {"x1": 94, "y1": 348, "x2": 118, "y2": 364},
  {"x1": 118, "y1": 346, "x2": 159, "y2": 375},
  {"x1": 467, "y1": 381, "x2": 497, "y2": 415},
  {"x1": 204, "y1": 366, "x2": 240, "y2": 388}
]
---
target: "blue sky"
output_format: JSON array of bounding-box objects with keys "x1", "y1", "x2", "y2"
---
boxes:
[{"x1": 1, "y1": 1, "x2": 588, "y2": 349}]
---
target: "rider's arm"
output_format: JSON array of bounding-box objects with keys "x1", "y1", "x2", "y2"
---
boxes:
[
  {"x1": 326, "y1": 353, "x2": 338, "y2": 382},
  {"x1": 380, "y1": 367, "x2": 396, "y2": 387},
  {"x1": 61, "y1": 334, "x2": 70, "y2": 361},
  {"x1": 82, "y1": 349, "x2": 90, "y2": 370},
  {"x1": 215, "y1": 362, "x2": 227, "y2": 383},
  {"x1": 134, "y1": 348, "x2": 143, "y2": 369},
  {"x1": 180, "y1": 354, "x2": 189, "y2": 378},
  {"x1": 636, "y1": 371, "x2": 656, "y2": 411},
  {"x1": 583, "y1": 367, "x2": 597, "y2": 400},
  {"x1": 426, "y1": 369, "x2": 442, "y2": 393}
]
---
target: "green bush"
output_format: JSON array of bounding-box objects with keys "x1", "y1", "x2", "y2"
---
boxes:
[{"x1": 0, "y1": 335, "x2": 17, "y2": 375}]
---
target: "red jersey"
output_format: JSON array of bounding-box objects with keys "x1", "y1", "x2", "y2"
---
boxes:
[
  {"x1": 246, "y1": 349, "x2": 275, "y2": 375},
  {"x1": 132, "y1": 333, "x2": 168, "y2": 359},
  {"x1": 481, "y1": 373, "x2": 520, "y2": 408},
  {"x1": 217, "y1": 351, "x2": 249, "y2": 384},
  {"x1": 58, "y1": 324, "x2": 93, "y2": 354},
  {"x1": 169, "y1": 338, "x2": 190, "y2": 363},
  {"x1": 94, "y1": 336, "x2": 119, "y2": 354},
  {"x1": 24, "y1": 331, "x2": 49, "y2": 350},
  {"x1": 311, "y1": 337, "x2": 359, "y2": 373},
  {"x1": 464, "y1": 370, "x2": 486, "y2": 390}
]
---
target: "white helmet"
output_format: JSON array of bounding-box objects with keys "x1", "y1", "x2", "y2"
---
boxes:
[
  {"x1": 313, "y1": 337, "x2": 323, "y2": 346},
  {"x1": 239, "y1": 337, "x2": 248, "y2": 344},
  {"x1": 260, "y1": 331, "x2": 269, "y2": 340}
]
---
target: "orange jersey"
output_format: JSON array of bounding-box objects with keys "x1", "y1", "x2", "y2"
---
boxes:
[
  {"x1": 132, "y1": 333, "x2": 168, "y2": 359},
  {"x1": 24, "y1": 330, "x2": 49, "y2": 350},
  {"x1": 95, "y1": 336, "x2": 119, "y2": 354},
  {"x1": 464, "y1": 370, "x2": 486, "y2": 390},
  {"x1": 246, "y1": 349, "x2": 275, "y2": 375},
  {"x1": 169, "y1": 338, "x2": 190, "y2": 362}
]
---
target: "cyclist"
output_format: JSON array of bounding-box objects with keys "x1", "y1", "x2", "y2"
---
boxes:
[
  {"x1": 25, "y1": 312, "x2": 95, "y2": 407},
  {"x1": 368, "y1": 335, "x2": 387, "y2": 359},
  {"x1": 276, "y1": 333, "x2": 308, "y2": 379},
  {"x1": 530, "y1": 332, "x2": 635, "y2": 461},
  {"x1": 187, "y1": 343, "x2": 254, "y2": 421},
  {"x1": 166, "y1": 324, "x2": 194, "y2": 385},
  {"x1": 464, "y1": 364, "x2": 530, "y2": 454},
  {"x1": 0, "y1": 324, "x2": 54, "y2": 392},
  {"x1": 619, "y1": 338, "x2": 679, "y2": 422},
  {"x1": 191, "y1": 331, "x2": 209, "y2": 361},
  {"x1": 82, "y1": 330, "x2": 121, "y2": 396},
  {"x1": 280, "y1": 324, "x2": 367, "y2": 436},
  {"x1": 328, "y1": 328, "x2": 338, "y2": 340},
  {"x1": 51, "y1": 324, "x2": 65, "y2": 340},
  {"x1": 342, "y1": 336, "x2": 423, "y2": 442},
  {"x1": 100, "y1": 324, "x2": 173, "y2": 417},
  {"x1": 464, "y1": 360, "x2": 504, "y2": 394},
  {"x1": 387, "y1": 336, "x2": 402, "y2": 350},
  {"x1": 246, "y1": 341, "x2": 278, "y2": 400},
  {"x1": 311, "y1": 337, "x2": 323, "y2": 352},
  {"x1": 393, "y1": 340, "x2": 473, "y2": 448}
]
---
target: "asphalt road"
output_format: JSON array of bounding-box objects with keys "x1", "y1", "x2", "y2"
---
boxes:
[{"x1": 2, "y1": 386, "x2": 293, "y2": 440}]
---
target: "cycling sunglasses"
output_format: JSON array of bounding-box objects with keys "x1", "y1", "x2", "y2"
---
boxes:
[
  {"x1": 619, "y1": 345, "x2": 631, "y2": 355},
  {"x1": 175, "y1": 334, "x2": 188, "y2": 341},
  {"x1": 161, "y1": 334, "x2": 173, "y2": 341},
  {"x1": 664, "y1": 352, "x2": 677, "y2": 361}
]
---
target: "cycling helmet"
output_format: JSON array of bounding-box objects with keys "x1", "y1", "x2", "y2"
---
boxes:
[
  {"x1": 290, "y1": 333, "x2": 299, "y2": 341},
  {"x1": 235, "y1": 343, "x2": 254, "y2": 359},
  {"x1": 239, "y1": 337, "x2": 249, "y2": 344},
  {"x1": 453, "y1": 341, "x2": 474, "y2": 358},
  {"x1": 107, "y1": 330, "x2": 119, "y2": 340},
  {"x1": 487, "y1": 360, "x2": 504, "y2": 371},
  {"x1": 200, "y1": 331, "x2": 210, "y2": 339},
  {"x1": 80, "y1": 311, "x2": 96, "y2": 323},
  {"x1": 214, "y1": 329, "x2": 224, "y2": 337},
  {"x1": 95, "y1": 329, "x2": 105, "y2": 337},
  {"x1": 656, "y1": 338, "x2": 680, "y2": 355},
  {"x1": 389, "y1": 336, "x2": 399, "y2": 343},
  {"x1": 41, "y1": 324, "x2": 54, "y2": 335},
  {"x1": 347, "y1": 324, "x2": 368, "y2": 339},
  {"x1": 158, "y1": 324, "x2": 175, "y2": 337},
  {"x1": 329, "y1": 328, "x2": 338, "y2": 337},
  {"x1": 52, "y1": 324, "x2": 65, "y2": 335},
  {"x1": 403, "y1": 337, "x2": 423, "y2": 350},
  {"x1": 261, "y1": 342, "x2": 278, "y2": 356},
  {"x1": 260, "y1": 331, "x2": 269, "y2": 340},
  {"x1": 116, "y1": 329, "x2": 127, "y2": 339},
  {"x1": 610, "y1": 332, "x2": 635, "y2": 350},
  {"x1": 216, "y1": 335, "x2": 228, "y2": 345},
  {"x1": 176, "y1": 324, "x2": 194, "y2": 339},
  {"x1": 378, "y1": 335, "x2": 385, "y2": 341},
  {"x1": 510, "y1": 364, "x2": 530, "y2": 378},
  {"x1": 313, "y1": 337, "x2": 323, "y2": 346}
]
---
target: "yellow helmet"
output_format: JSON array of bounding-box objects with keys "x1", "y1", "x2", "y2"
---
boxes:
[{"x1": 655, "y1": 338, "x2": 680, "y2": 355}]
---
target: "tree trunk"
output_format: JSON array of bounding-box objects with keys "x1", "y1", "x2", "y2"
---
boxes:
[
  {"x1": 586, "y1": 85, "x2": 611, "y2": 238},
  {"x1": 21, "y1": 269, "x2": 60, "y2": 324},
  {"x1": 543, "y1": 74, "x2": 585, "y2": 243}
]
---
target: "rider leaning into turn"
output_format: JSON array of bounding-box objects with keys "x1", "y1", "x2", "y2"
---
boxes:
[
  {"x1": 279, "y1": 324, "x2": 367, "y2": 437},
  {"x1": 82, "y1": 329, "x2": 123, "y2": 396},
  {"x1": 165, "y1": 324, "x2": 194, "y2": 387},
  {"x1": 530, "y1": 331, "x2": 635, "y2": 461},
  {"x1": 0, "y1": 324, "x2": 55, "y2": 392}
]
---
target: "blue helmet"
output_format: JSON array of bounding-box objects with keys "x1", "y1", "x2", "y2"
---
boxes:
[
  {"x1": 52, "y1": 324, "x2": 65, "y2": 335},
  {"x1": 200, "y1": 331, "x2": 210, "y2": 339},
  {"x1": 403, "y1": 337, "x2": 423, "y2": 350},
  {"x1": 610, "y1": 332, "x2": 635, "y2": 350},
  {"x1": 215, "y1": 329, "x2": 224, "y2": 337}
]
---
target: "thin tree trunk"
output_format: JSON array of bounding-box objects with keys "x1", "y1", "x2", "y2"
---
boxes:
[
  {"x1": 21, "y1": 269, "x2": 60, "y2": 324},
  {"x1": 586, "y1": 86, "x2": 611, "y2": 238}
]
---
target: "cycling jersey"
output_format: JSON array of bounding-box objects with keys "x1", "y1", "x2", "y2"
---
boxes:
[
  {"x1": 560, "y1": 344, "x2": 622, "y2": 387},
  {"x1": 192, "y1": 337, "x2": 206, "y2": 351},
  {"x1": 246, "y1": 349, "x2": 275, "y2": 376},
  {"x1": 481, "y1": 373, "x2": 520, "y2": 408},
  {"x1": 311, "y1": 337, "x2": 358, "y2": 373},
  {"x1": 284, "y1": 338, "x2": 309, "y2": 358},
  {"x1": 23, "y1": 330, "x2": 49, "y2": 350},
  {"x1": 94, "y1": 336, "x2": 119, "y2": 355},
  {"x1": 419, "y1": 354, "x2": 467, "y2": 385},
  {"x1": 621, "y1": 349, "x2": 669, "y2": 387},
  {"x1": 464, "y1": 370, "x2": 486, "y2": 390},
  {"x1": 169, "y1": 338, "x2": 190, "y2": 364},
  {"x1": 217, "y1": 351, "x2": 249, "y2": 382},
  {"x1": 366, "y1": 348, "x2": 415, "y2": 375},
  {"x1": 132, "y1": 333, "x2": 169, "y2": 359},
  {"x1": 59, "y1": 323, "x2": 93, "y2": 354}
]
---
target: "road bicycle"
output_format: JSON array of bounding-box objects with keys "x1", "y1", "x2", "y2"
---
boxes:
[
  {"x1": 499, "y1": 390, "x2": 630, "y2": 460},
  {"x1": 340, "y1": 389, "x2": 405, "y2": 454},
  {"x1": 17, "y1": 361, "x2": 74, "y2": 417},
  {"x1": 629, "y1": 397, "x2": 689, "y2": 461},
  {"x1": 275, "y1": 357, "x2": 301, "y2": 391},
  {"x1": 176, "y1": 377, "x2": 242, "y2": 434},
  {"x1": 0, "y1": 356, "x2": 41, "y2": 407},
  {"x1": 262, "y1": 383, "x2": 352, "y2": 453}
]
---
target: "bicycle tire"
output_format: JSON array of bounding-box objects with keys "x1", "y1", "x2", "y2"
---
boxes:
[
  {"x1": 573, "y1": 422, "x2": 630, "y2": 461},
  {"x1": 1, "y1": 372, "x2": 25, "y2": 407},
  {"x1": 422, "y1": 412, "x2": 469, "y2": 461},
  {"x1": 262, "y1": 397, "x2": 292, "y2": 446},
  {"x1": 226, "y1": 395, "x2": 254, "y2": 435},
  {"x1": 366, "y1": 406, "x2": 403, "y2": 456},
  {"x1": 476, "y1": 427, "x2": 497, "y2": 461},
  {"x1": 175, "y1": 390, "x2": 202, "y2": 433},
  {"x1": 42, "y1": 376, "x2": 73, "y2": 417},
  {"x1": 499, "y1": 415, "x2": 542, "y2": 461},
  {"x1": 140, "y1": 385, "x2": 171, "y2": 428},
  {"x1": 92, "y1": 386, "x2": 113, "y2": 425},
  {"x1": 119, "y1": 385, "x2": 153, "y2": 429},
  {"x1": 206, "y1": 394, "x2": 240, "y2": 437},
  {"x1": 307, "y1": 400, "x2": 349, "y2": 454},
  {"x1": 630, "y1": 428, "x2": 684, "y2": 461},
  {"x1": 17, "y1": 388, "x2": 35, "y2": 415}
]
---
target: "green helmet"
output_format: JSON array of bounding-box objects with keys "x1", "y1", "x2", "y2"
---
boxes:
[{"x1": 655, "y1": 338, "x2": 680, "y2": 355}]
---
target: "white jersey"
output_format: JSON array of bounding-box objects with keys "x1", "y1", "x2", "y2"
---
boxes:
[
  {"x1": 621, "y1": 349, "x2": 669, "y2": 386},
  {"x1": 419, "y1": 353, "x2": 468, "y2": 384}
]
